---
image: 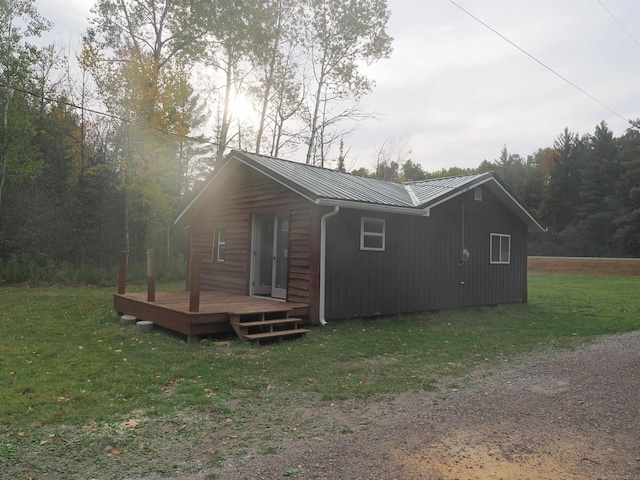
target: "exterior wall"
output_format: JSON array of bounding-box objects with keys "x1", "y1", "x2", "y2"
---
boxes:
[
  {"x1": 324, "y1": 187, "x2": 528, "y2": 319},
  {"x1": 187, "y1": 163, "x2": 319, "y2": 321}
]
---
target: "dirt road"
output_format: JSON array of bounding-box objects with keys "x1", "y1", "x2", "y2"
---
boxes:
[{"x1": 209, "y1": 331, "x2": 640, "y2": 480}]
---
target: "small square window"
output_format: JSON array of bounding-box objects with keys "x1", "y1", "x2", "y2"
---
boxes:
[
  {"x1": 214, "y1": 228, "x2": 226, "y2": 262},
  {"x1": 474, "y1": 187, "x2": 483, "y2": 201},
  {"x1": 490, "y1": 233, "x2": 510, "y2": 264},
  {"x1": 361, "y1": 217, "x2": 385, "y2": 251}
]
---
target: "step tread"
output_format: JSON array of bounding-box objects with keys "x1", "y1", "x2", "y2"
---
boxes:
[
  {"x1": 238, "y1": 318, "x2": 302, "y2": 328},
  {"x1": 244, "y1": 329, "x2": 310, "y2": 341},
  {"x1": 228, "y1": 305, "x2": 295, "y2": 315}
]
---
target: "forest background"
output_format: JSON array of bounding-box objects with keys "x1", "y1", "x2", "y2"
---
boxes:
[{"x1": 1, "y1": 0, "x2": 638, "y2": 285}]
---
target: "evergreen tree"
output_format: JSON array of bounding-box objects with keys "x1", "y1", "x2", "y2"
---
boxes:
[
  {"x1": 612, "y1": 125, "x2": 640, "y2": 255},
  {"x1": 541, "y1": 128, "x2": 585, "y2": 231},
  {"x1": 577, "y1": 121, "x2": 621, "y2": 254}
]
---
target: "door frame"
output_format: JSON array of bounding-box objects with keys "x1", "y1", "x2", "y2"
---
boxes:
[{"x1": 250, "y1": 213, "x2": 289, "y2": 299}]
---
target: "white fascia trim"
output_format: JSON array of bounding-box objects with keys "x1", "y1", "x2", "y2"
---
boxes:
[{"x1": 316, "y1": 198, "x2": 429, "y2": 216}]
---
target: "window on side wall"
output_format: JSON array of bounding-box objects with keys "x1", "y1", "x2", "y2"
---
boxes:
[
  {"x1": 490, "y1": 233, "x2": 510, "y2": 264},
  {"x1": 360, "y1": 217, "x2": 385, "y2": 251},
  {"x1": 213, "y1": 228, "x2": 227, "y2": 262}
]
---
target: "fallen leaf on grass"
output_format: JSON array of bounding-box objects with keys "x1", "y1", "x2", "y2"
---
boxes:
[
  {"x1": 57, "y1": 396, "x2": 70, "y2": 402},
  {"x1": 121, "y1": 419, "x2": 140, "y2": 428},
  {"x1": 110, "y1": 449, "x2": 122, "y2": 455}
]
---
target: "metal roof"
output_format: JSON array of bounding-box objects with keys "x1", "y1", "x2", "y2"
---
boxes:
[
  {"x1": 234, "y1": 151, "x2": 415, "y2": 207},
  {"x1": 176, "y1": 150, "x2": 546, "y2": 232},
  {"x1": 406, "y1": 173, "x2": 493, "y2": 206}
]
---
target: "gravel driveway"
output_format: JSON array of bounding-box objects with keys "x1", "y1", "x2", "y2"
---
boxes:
[{"x1": 210, "y1": 330, "x2": 640, "y2": 479}]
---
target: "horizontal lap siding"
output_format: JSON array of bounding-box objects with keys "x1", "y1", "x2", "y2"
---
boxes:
[
  {"x1": 287, "y1": 209, "x2": 312, "y2": 304},
  {"x1": 324, "y1": 188, "x2": 528, "y2": 320},
  {"x1": 189, "y1": 165, "x2": 315, "y2": 303}
]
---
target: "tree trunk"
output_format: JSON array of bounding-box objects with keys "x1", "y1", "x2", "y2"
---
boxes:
[
  {"x1": 0, "y1": 86, "x2": 10, "y2": 216},
  {"x1": 216, "y1": 49, "x2": 234, "y2": 163},
  {"x1": 306, "y1": 76, "x2": 325, "y2": 165}
]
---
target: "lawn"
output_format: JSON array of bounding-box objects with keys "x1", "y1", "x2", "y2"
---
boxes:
[{"x1": 1, "y1": 274, "x2": 639, "y2": 479}]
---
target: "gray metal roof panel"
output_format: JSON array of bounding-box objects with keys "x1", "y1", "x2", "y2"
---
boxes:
[
  {"x1": 187, "y1": 151, "x2": 545, "y2": 232},
  {"x1": 234, "y1": 151, "x2": 416, "y2": 207},
  {"x1": 406, "y1": 172, "x2": 492, "y2": 206}
]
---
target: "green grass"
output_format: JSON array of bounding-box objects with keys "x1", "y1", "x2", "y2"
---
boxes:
[{"x1": 1, "y1": 275, "x2": 639, "y2": 479}]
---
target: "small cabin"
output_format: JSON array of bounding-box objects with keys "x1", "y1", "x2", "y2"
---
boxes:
[{"x1": 175, "y1": 150, "x2": 545, "y2": 326}]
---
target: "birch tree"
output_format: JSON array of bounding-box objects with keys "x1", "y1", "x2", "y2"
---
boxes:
[
  {"x1": 250, "y1": 0, "x2": 304, "y2": 156},
  {"x1": 302, "y1": 0, "x2": 392, "y2": 165},
  {"x1": 193, "y1": 0, "x2": 273, "y2": 162}
]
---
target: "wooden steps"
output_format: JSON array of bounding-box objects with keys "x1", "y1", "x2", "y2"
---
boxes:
[
  {"x1": 245, "y1": 328, "x2": 311, "y2": 341},
  {"x1": 229, "y1": 309, "x2": 310, "y2": 343}
]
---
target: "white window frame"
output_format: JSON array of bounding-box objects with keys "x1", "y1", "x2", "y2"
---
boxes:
[
  {"x1": 213, "y1": 228, "x2": 226, "y2": 262},
  {"x1": 490, "y1": 233, "x2": 511, "y2": 264},
  {"x1": 360, "y1": 217, "x2": 385, "y2": 251}
]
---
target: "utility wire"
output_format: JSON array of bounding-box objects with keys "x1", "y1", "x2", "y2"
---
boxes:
[
  {"x1": 448, "y1": 0, "x2": 633, "y2": 126},
  {"x1": 0, "y1": 81, "x2": 218, "y2": 146},
  {"x1": 597, "y1": 0, "x2": 640, "y2": 49}
]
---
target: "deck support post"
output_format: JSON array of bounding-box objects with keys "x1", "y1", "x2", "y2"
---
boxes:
[
  {"x1": 147, "y1": 249, "x2": 155, "y2": 302},
  {"x1": 189, "y1": 254, "x2": 202, "y2": 312},
  {"x1": 118, "y1": 251, "x2": 127, "y2": 294}
]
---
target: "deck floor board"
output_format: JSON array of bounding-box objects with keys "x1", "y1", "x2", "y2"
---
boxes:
[{"x1": 113, "y1": 290, "x2": 309, "y2": 338}]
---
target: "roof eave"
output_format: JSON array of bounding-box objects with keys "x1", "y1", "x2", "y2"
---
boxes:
[{"x1": 316, "y1": 198, "x2": 429, "y2": 216}]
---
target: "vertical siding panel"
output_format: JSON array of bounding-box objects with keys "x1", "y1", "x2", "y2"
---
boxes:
[{"x1": 311, "y1": 184, "x2": 530, "y2": 321}]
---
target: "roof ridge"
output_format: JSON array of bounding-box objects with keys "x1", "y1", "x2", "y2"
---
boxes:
[
  {"x1": 403, "y1": 184, "x2": 420, "y2": 206},
  {"x1": 403, "y1": 171, "x2": 491, "y2": 185},
  {"x1": 238, "y1": 151, "x2": 492, "y2": 188},
  {"x1": 238, "y1": 150, "x2": 368, "y2": 176}
]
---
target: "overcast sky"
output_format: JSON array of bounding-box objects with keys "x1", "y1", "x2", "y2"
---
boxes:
[{"x1": 37, "y1": 0, "x2": 640, "y2": 172}]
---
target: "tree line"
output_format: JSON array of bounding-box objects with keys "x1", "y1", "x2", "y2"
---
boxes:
[
  {"x1": 0, "y1": 0, "x2": 638, "y2": 285},
  {"x1": 361, "y1": 121, "x2": 640, "y2": 258},
  {"x1": 0, "y1": 0, "x2": 392, "y2": 282}
]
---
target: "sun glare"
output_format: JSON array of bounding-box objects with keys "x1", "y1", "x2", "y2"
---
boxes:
[{"x1": 229, "y1": 94, "x2": 256, "y2": 122}]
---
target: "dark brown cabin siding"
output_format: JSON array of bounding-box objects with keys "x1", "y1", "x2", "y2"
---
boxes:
[
  {"x1": 187, "y1": 164, "x2": 317, "y2": 316},
  {"x1": 324, "y1": 187, "x2": 528, "y2": 319}
]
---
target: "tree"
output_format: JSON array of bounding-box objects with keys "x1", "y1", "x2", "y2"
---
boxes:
[
  {"x1": 577, "y1": 121, "x2": 621, "y2": 254},
  {"x1": 613, "y1": 124, "x2": 640, "y2": 255},
  {"x1": 372, "y1": 137, "x2": 410, "y2": 181},
  {"x1": 540, "y1": 128, "x2": 585, "y2": 230},
  {"x1": 193, "y1": 0, "x2": 271, "y2": 162},
  {"x1": 303, "y1": 0, "x2": 393, "y2": 165},
  {"x1": 250, "y1": 0, "x2": 304, "y2": 156},
  {"x1": 400, "y1": 159, "x2": 427, "y2": 181},
  {"x1": 83, "y1": 0, "x2": 207, "y2": 260},
  {"x1": 0, "y1": 0, "x2": 51, "y2": 216}
]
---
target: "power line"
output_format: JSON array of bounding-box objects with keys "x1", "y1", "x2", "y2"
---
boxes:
[
  {"x1": 597, "y1": 0, "x2": 640, "y2": 49},
  {"x1": 448, "y1": 0, "x2": 633, "y2": 126},
  {"x1": 0, "y1": 81, "x2": 218, "y2": 147}
]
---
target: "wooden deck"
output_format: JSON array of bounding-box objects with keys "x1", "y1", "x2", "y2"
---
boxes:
[{"x1": 113, "y1": 290, "x2": 310, "y2": 340}]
